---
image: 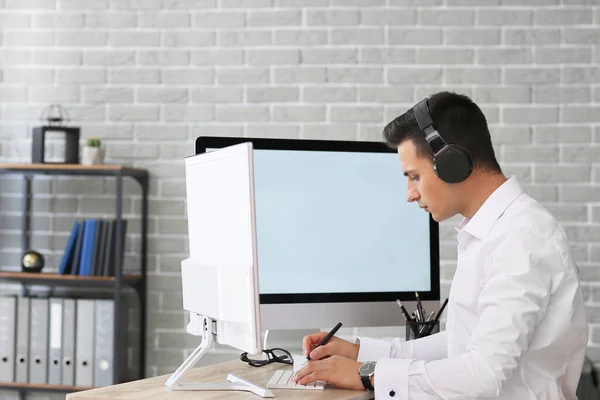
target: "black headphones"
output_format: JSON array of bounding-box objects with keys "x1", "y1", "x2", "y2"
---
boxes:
[{"x1": 412, "y1": 98, "x2": 473, "y2": 184}]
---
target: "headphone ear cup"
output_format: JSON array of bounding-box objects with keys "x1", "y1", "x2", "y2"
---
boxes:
[{"x1": 433, "y1": 145, "x2": 473, "y2": 184}]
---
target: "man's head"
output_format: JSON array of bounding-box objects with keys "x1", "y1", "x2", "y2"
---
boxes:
[{"x1": 383, "y1": 91, "x2": 502, "y2": 222}]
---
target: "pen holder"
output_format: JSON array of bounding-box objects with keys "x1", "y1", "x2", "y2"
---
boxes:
[{"x1": 405, "y1": 320, "x2": 440, "y2": 341}]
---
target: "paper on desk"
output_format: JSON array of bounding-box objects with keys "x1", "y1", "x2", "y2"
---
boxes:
[{"x1": 292, "y1": 354, "x2": 308, "y2": 372}]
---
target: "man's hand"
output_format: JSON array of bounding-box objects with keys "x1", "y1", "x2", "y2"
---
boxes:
[
  {"x1": 291, "y1": 356, "x2": 365, "y2": 390},
  {"x1": 302, "y1": 332, "x2": 359, "y2": 360}
]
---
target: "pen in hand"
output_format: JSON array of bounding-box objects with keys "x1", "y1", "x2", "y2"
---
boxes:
[{"x1": 306, "y1": 321, "x2": 343, "y2": 361}]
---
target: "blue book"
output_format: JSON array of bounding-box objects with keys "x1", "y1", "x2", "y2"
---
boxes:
[
  {"x1": 58, "y1": 221, "x2": 81, "y2": 275},
  {"x1": 78, "y1": 219, "x2": 98, "y2": 277},
  {"x1": 70, "y1": 220, "x2": 85, "y2": 276}
]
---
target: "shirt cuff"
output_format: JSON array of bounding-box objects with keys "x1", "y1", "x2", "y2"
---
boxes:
[
  {"x1": 355, "y1": 336, "x2": 391, "y2": 362},
  {"x1": 374, "y1": 358, "x2": 413, "y2": 399}
]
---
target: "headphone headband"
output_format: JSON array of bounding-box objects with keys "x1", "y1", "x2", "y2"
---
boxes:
[
  {"x1": 412, "y1": 98, "x2": 446, "y2": 155},
  {"x1": 413, "y1": 99, "x2": 435, "y2": 136}
]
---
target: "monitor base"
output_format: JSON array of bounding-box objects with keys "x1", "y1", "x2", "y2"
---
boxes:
[{"x1": 165, "y1": 315, "x2": 274, "y2": 398}]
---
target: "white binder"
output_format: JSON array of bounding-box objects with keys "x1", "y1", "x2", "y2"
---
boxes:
[
  {"x1": 0, "y1": 297, "x2": 17, "y2": 383},
  {"x1": 94, "y1": 299, "x2": 114, "y2": 387},
  {"x1": 61, "y1": 298, "x2": 76, "y2": 386},
  {"x1": 29, "y1": 298, "x2": 49, "y2": 384},
  {"x1": 75, "y1": 299, "x2": 95, "y2": 387},
  {"x1": 15, "y1": 297, "x2": 30, "y2": 383},
  {"x1": 48, "y1": 298, "x2": 63, "y2": 385}
]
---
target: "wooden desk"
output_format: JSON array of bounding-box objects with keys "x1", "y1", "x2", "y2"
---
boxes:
[{"x1": 65, "y1": 360, "x2": 373, "y2": 400}]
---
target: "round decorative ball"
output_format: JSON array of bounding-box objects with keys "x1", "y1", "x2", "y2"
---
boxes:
[{"x1": 21, "y1": 251, "x2": 44, "y2": 273}]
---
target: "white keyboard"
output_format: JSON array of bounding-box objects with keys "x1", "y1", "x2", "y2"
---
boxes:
[{"x1": 266, "y1": 369, "x2": 327, "y2": 390}]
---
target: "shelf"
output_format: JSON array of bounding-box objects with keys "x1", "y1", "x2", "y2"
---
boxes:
[
  {"x1": 0, "y1": 163, "x2": 148, "y2": 180},
  {"x1": 0, "y1": 381, "x2": 92, "y2": 393},
  {"x1": 0, "y1": 271, "x2": 143, "y2": 289},
  {"x1": 0, "y1": 160, "x2": 149, "y2": 389}
]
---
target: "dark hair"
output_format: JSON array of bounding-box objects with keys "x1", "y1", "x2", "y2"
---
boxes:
[{"x1": 383, "y1": 91, "x2": 502, "y2": 174}]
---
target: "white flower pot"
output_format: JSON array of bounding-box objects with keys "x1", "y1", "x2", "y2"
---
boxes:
[{"x1": 81, "y1": 146, "x2": 105, "y2": 165}]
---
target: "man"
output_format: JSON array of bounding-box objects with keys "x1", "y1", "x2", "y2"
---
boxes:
[{"x1": 292, "y1": 91, "x2": 588, "y2": 399}]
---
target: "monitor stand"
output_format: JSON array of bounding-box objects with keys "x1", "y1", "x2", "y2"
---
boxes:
[{"x1": 165, "y1": 316, "x2": 274, "y2": 398}]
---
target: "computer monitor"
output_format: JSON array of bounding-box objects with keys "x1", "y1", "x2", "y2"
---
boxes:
[
  {"x1": 196, "y1": 137, "x2": 440, "y2": 331},
  {"x1": 166, "y1": 142, "x2": 271, "y2": 397}
]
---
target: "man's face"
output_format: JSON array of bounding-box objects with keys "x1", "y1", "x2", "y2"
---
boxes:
[{"x1": 397, "y1": 140, "x2": 458, "y2": 222}]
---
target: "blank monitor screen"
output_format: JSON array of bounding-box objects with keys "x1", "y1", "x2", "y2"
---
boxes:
[{"x1": 196, "y1": 137, "x2": 439, "y2": 307}]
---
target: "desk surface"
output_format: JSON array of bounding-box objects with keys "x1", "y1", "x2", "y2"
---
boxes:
[{"x1": 65, "y1": 360, "x2": 373, "y2": 400}]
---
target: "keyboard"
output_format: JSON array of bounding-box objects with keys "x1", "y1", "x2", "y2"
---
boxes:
[{"x1": 266, "y1": 369, "x2": 327, "y2": 390}]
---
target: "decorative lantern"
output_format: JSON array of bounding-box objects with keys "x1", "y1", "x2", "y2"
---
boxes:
[{"x1": 32, "y1": 104, "x2": 80, "y2": 164}]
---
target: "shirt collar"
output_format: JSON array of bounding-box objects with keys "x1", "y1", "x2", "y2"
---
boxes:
[{"x1": 454, "y1": 176, "x2": 524, "y2": 241}]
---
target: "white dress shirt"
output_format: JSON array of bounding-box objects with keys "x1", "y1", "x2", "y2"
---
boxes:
[{"x1": 357, "y1": 176, "x2": 588, "y2": 399}]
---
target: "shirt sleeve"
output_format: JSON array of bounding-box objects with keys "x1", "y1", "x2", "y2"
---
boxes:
[
  {"x1": 356, "y1": 331, "x2": 448, "y2": 362},
  {"x1": 372, "y1": 229, "x2": 563, "y2": 399}
]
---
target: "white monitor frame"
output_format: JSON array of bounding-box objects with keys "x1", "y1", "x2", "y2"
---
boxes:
[{"x1": 166, "y1": 142, "x2": 271, "y2": 397}]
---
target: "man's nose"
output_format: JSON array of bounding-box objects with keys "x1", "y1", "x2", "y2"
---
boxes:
[{"x1": 407, "y1": 188, "x2": 419, "y2": 203}]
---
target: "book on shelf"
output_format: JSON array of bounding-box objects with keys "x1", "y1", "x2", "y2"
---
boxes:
[
  {"x1": 57, "y1": 221, "x2": 80, "y2": 275},
  {"x1": 58, "y1": 219, "x2": 128, "y2": 277}
]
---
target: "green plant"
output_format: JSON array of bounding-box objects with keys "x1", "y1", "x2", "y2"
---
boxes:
[{"x1": 86, "y1": 137, "x2": 102, "y2": 148}]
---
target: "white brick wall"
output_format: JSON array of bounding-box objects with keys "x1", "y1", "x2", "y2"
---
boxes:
[{"x1": 1, "y1": 1, "x2": 600, "y2": 397}]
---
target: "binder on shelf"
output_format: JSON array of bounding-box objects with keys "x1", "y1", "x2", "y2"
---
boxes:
[
  {"x1": 94, "y1": 300, "x2": 114, "y2": 387},
  {"x1": 29, "y1": 298, "x2": 49, "y2": 384},
  {"x1": 70, "y1": 219, "x2": 86, "y2": 276},
  {"x1": 15, "y1": 297, "x2": 30, "y2": 383},
  {"x1": 92, "y1": 220, "x2": 106, "y2": 276},
  {"x1": 75, "y1": 299, "x2": 95, "y2": 387},
  {"x1": 0, "y1": 296, "x2": 17, "y2": 383},
  {"x1": 104, "y1": 219, "x2": 128, "y2": 277},
  {"x1": 48, "y1": 298, "x2": 63, "y2": 385},
  {"x1": 102, "y1": 220, "x2": 114, "y2": 277},
  {"x1": 79, "y1": 219, "x2": 98, "y2": 277},
  {"x1": 58, "y1": 220, "x2": 82, "y2": 275},
  {"x1": 97, "y1": 219, "x2": 110, "y2": 276},
  {"x1": 61, "y1": 298, "x2": 76, "y2": 386}
]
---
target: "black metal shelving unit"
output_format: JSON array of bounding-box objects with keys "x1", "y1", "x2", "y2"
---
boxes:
[{"x1": 0, "y1": 163, "x2": 149, "y2": 398}]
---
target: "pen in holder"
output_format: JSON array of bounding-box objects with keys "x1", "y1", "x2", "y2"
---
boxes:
[{"x1": 405, "y1": 320, "x2": 440, "y2": 341}]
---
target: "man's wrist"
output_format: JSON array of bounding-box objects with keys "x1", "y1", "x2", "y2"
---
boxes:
[
  {"x1": 358, "y1": 361, "x2": 376, "y2": 391},
  {"x1": 370, "y1": 375, "x2": 375, "y2": 389}
]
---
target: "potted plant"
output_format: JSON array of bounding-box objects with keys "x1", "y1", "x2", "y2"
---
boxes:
[{"x1": 81, "y1": 137, "x2": 105, "y2": 165}]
